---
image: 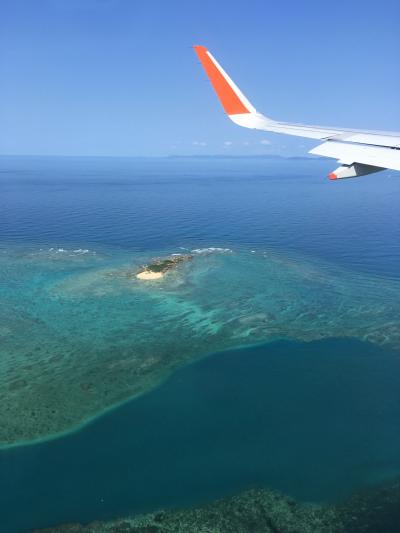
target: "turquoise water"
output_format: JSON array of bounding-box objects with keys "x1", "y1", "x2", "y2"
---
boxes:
[
  {"x1": 0, "y1": 156, "x2": 400, "y2": 531},
  {"x1": 1, "y1": 243, "x2": 400, "y2": 448}
]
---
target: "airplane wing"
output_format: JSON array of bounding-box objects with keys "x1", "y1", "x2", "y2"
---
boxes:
[{"x1": 193, "y1": 45, "x2": 400, "y2": 180}]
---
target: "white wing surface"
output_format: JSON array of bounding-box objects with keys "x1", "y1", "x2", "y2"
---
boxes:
[{"x1": 194, "y1": 45, "x2": 400, "y2": 180}]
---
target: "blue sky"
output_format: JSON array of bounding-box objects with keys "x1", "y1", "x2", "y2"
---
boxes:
[{"x1": 1, "y1": 0, "x2": 399, "y2": 157}]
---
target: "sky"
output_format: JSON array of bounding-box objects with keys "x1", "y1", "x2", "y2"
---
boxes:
[{"x1": 1, "y1": 0, "x2": 399, "y2": 157}]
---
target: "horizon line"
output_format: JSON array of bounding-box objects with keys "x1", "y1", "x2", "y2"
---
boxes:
[{"x1": 0, "y1": 153, "x2": 319, "y2": 160}]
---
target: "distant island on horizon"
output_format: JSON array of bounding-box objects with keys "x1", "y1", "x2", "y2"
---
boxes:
[{"x1": 0, "y1": 153, "x2": 322, "y2": 160}]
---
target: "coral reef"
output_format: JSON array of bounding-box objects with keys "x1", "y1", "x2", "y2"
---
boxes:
[
  {"x1": 1, "y1": 245, "x2": 400, "y2": 446},
  {"x1": 32, "y1": 480, "x2": 400, "y2": 533},
  {"x1": 337, "y1": 479, "x2": 400, "y2": 533}
]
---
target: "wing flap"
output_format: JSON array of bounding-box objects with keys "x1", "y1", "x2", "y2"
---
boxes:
[
  {"x1": 310, "y1": 141, "x2": 400, "y2": 171},
  {"x1": 336, "y1": 133, "x2": 400, "y2": 148}
]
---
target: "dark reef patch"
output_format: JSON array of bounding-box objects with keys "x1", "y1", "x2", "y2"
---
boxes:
[
  {"x1": 33, "y1": 480, "x2": 400, "y2": 533},
  {"x1": 136, "y1": 254, "x2": 193, "y2": 275}
]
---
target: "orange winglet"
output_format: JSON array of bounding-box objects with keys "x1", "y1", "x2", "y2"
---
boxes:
[
  {"x1": 194, "y1": 45, "x2": 250, "y2": 116},
  {"x1": 328, "y1": 172, "x2": 338, "y2": 180}
]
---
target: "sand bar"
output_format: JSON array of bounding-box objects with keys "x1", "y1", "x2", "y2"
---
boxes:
[{"x1": 136, "y1": 270, "x2": 164, "y2": 280}]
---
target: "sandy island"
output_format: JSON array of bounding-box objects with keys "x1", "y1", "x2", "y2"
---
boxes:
[
  {"x1": 136, "y1": 254, "x2": 193, "y2": 281},
  {"x1": 136, "y1": 270, "x2": 164, "y2": 280}
]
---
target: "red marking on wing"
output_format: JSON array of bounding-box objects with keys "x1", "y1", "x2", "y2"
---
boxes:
[{"x1": 194, "y1": 45, "x2": 250, "y2": 115}]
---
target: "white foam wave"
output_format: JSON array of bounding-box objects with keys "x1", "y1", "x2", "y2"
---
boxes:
[
  {"x1": 72, "y1": 249, "x2": 91, "y2": 255},
  {"x1": 191, "y1": 247, "x2": 232, "y2": 255},
  {"x1": 36, "y1": 247, "x2": 96, "y2": 257}
]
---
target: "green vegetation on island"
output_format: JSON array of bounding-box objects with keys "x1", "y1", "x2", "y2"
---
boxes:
[{"x1": 136, "y1": 254, "x2": 193, "y2": 279}]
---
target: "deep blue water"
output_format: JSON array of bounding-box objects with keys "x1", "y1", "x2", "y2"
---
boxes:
[
  {"x1": 0, "y1": 156, "x2": 400, "y2": 532},
  {"x1": 1, "y1": 338, "x2": 400, "y2": 533},
  {"x1": 1, "y1": 155, "x2": 399, "y2": 278}
]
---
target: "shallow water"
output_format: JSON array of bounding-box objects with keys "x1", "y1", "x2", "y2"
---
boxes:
[
  {"x1": 1, "y1": 242, "x2": 400, "y2": 446},
  {"x1": 0, "y1": 156, "x2": 399, "y2": 531}
]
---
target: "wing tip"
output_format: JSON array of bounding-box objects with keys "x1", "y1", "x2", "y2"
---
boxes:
[
  {"x1": 193, "y1": 45, "x2": 209, "y2": 60},
  {"x1": 193, "y1": 45, "x2": 253, "y2": 116}
]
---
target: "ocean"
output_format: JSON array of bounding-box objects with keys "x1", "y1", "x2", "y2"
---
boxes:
[{"x1": 0, "y1": 155, "x2": 399, "y2": 532}]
